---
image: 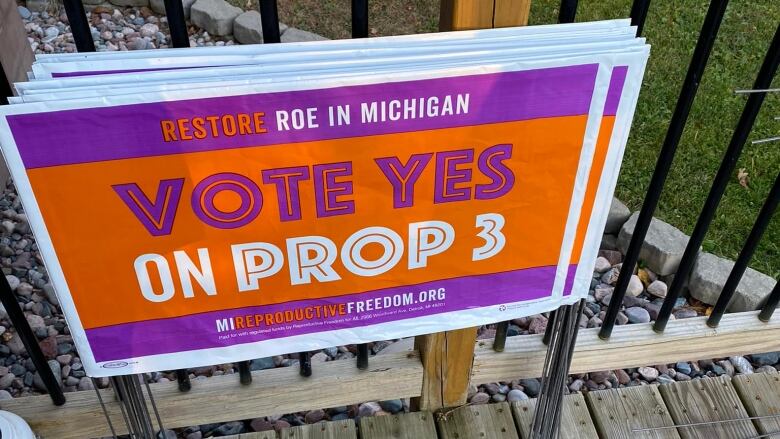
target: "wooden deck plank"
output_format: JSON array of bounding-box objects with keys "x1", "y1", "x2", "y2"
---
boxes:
[
  {"x1": 658, "y1": 376, "x2": 757, "y2": 439},
  {"x1": 437, "y1": 402, "x2": 519, "y2": 439},
  {"x1": 0, "y1": 351, "x2": 422, "y2": 439},
  {"x1": 732, "y1": 371, "x2": 780, "y2": 435},
  {"x1": 358, "y1": 411, "x2": 437, "y2": 439},
  {"x1": 223, "y1": 432, "x2": 278, "y2": 439},
  {"x1": 511, "y1": 393, "x2": 598, "y2": 439},
  {"x1": 279, "y1": 420, "x2": 357, "y2": 439},
  {"x1": 586, "y1": 385, "x2": 681, "y2": 438},
  {"x1": 472, "y1": 311, "x2": 780, "y2": 384}
]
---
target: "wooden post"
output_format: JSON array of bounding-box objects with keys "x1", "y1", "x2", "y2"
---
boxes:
[
  {"x1": 0, "y1": 2, "x2": 33, "y2": 186},
  {"x1": 413, "y1": 327, "x2": 479, "y2": 411},
  {"x1": 439, "y1": 0, "x2": 532, "y2": 31},
  {"x1": 413, "y1": 0, "x2": 532, "y2": 412}
]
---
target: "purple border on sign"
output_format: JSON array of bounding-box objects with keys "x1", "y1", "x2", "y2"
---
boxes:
[
  {"x1": 9, "y1": 64, "x2": 599, "y2": 169},
  {"x1": 87, "y1": 265, "x2": 562, "y2": 362}
]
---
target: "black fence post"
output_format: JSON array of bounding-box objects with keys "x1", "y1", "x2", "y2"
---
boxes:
[
  {"x1": 493, "y1": 321, "x2": 509, "y2": 352},
  {"x1": 238, "y1": 360, "x2": 252, "y2": 384},
  {"x1": 356, "y1": 344, "x2": 369, "y2": 369},
  {"x1": 0, "y1": 275, "x2": 65, "y2": 405},
  {"x1": 163, "y1": 0, "x2": 189, "y2": 48},
  {"x1": 758, "y1": 280, "x2": 780, "y2": 322},
  {"x1": 259, "y1": 0, "x2": 281, "y2": 43},
  {"x1": 655, "y1": 22, "x2": 780, "y2": 332},
  {"x1": 63, "y1": 0, "x2": 95, "y2": 52},
  {"x1": 299, "y1": 351, "x2": 312, "y2": 377},
  {"x1": 707, "y1": 172, "x2": 779, "y2": 327},
  {"x1": 599, "y1": 0, "x2": 730, "y2": 340},
  {"x1": 351, "y1": 0, "x2": 369, "y2": 38},
  {"x1": 629, "y1": 0, "x2": 652, "y2": 36},
  {"x1": 558, "y1": 0, "x2": 578, "y2": 24},
  {"x1": 175, "y1": 369, "x2": 191, "y2": 392}
]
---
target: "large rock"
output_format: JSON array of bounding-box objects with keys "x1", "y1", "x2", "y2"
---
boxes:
[
  {"x1": 26, "y1": 0, "x2": 49, "y2": 12},
  {"x1": 617, "y1": 212, "x2": 691, "y2": 276},
  {"x1": 281, "y1": 27, "x2": 328, "y2": 43},
  {"x1": 689, "y1": 252, "x2": 777, "y2": 311},
  {"x1": 150, "y1": 0, "x2": 196, "y2": 18},
  {"x1": 108, "y1": 0, "x2": 150, "y2": 6},
  {"x1": 190, "y1": 0, "x2": 242, "y2": 36},
  {"x1": 605, "y1": 197, "x2": 631, "y2": 234},
  {"x1": 233, "y1": 11, "x2": 263, "y2": 44}
]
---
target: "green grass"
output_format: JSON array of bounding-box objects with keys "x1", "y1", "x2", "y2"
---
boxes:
[
  {"x1": 229, "y1": 0, "x2": 779, "y2": 278},
  {"x1": 528, "y1": 0, "x2": 779, "y2": 278}
]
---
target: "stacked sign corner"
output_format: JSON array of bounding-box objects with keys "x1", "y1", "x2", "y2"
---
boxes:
[{"x1": 0, "y1": 20, "x2": 649, "y2": 377}]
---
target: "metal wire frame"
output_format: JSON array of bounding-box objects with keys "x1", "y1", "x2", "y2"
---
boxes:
[
  {"x1": 599, "y1": 0, "x2": 731, "y2": 340},
  {"x1": 707, "y1": 171, "x2": 779, "y2": 327},
  {"x1": 654, "y1": 22, "x2": 780, "y2": 333}
]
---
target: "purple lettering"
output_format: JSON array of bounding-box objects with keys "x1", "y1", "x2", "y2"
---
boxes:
[
  {"x1": 191, "y1": 173, "x2": 262, "y2": 229},
  {"x1": 476, "y1": 144, "x2": 515, "y2": 199},
  {"x1": 112, "y1": 179, "x2": 184, "y2": 236},
  {"x1": 374, "y1": 154, "x2": 432, "y2": 208},
  {"x1": 313, "y1": 162, "x2": 354, "y2": 218},
  {"x1": 261, "y1": 166, "x2": 310, "y2": 221},
  {"x1": 434, "y1": 149, "x2": 473, "y2": 203}
]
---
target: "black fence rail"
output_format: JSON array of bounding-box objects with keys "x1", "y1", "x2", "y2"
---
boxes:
[{"x1": 0, "y1": 0, "x2": 777, "y2": 414}]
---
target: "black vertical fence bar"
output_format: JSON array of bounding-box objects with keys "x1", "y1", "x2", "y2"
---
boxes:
[
  {"x1": 758, "y1": 279, "x2": 780, "y2": 322},
  {"x1": 175, "y1": 369, "x2": 191, "y2": 392},
  {"x1": 655, "y1": 23, "x2": 780, "y2": 332},
  {"x1": 352, "y1": 0, "x2": 369, "y2": 38},
  {"x1": 558, "y1": 0, "x2": 578, "y2": 24},
  {"x1": 629, "y1": 0, "x2": 652, "y2": 36},
  {"x1": 238, "y1": 360, "x2": 252, "y2": 384},
  {"x1": 356, "y1": 344, "x2": 369, "y2": 369},
  {"x1": 299, "y1": 351, "x2": 312, "y2": 377},
  {"x1": 493, "y1": 321, "x2": 509, "y2": 352},
  {"x1": 0, "y1": 62, "x2": 12, "y2": 106},
  {"x1": 599, "y1": 0, "x2": 730, "y2": 340},
  {"x1": 0, "y1": 276, "x2": 65, "y2": 405},
  {"x1": 707, "y1": 172, "x2": 780, "y2": 327},
  {"x1": 63, "y1": 0, "x2": 95, "y2": 52},
  {"x1": 163, "y1": 0, "x2": 189, "y2": 48},
  {"x1": 259, "y1": 0, "x2": 281, "y2": 43}
]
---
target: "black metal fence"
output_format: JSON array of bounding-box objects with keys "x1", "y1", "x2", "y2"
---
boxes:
[{"x1": 0, "y1": 0, "x2": 778, "y2": 412}]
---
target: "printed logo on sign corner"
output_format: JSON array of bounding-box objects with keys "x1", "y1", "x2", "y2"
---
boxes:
[
  {"x1": 101, "y1": 361, "x2": 130, "y2": 369},
  {"x1": 498, "y1": 305, "x2": 507, "y2": 312}
]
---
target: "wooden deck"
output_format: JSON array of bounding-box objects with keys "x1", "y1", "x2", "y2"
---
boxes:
[{"x1": 229, "y1": 370, "x2": 780, "y2": 439}]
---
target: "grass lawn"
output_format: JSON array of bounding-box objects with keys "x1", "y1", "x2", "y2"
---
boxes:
[{"x1": 235, "y1": 0, "x2": 779, "y2": 278}]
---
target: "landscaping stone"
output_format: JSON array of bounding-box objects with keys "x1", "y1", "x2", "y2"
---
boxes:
[
  {"x1": 190, "y1": 0, "x2": 242, "y2": 36},
  {"x1": 605, "y1": 197, "x2": 631, "y2": 234},
  {"x1": 617, "y1": 212, "x2": 691, "y2": 276},
  {"x1": 109, "y1": 0, "x2": 150, "y2": 6},
  {"x1": 646, "y1": 280, "x2": 668, "y2": 298},
  {"x1": 281, "y1": 27, "x2": 328, "y2": 42},
  {"x1": 507, "y1": 389, "x2": 529, "y2": 402},
  {"x1": 26, "y1": 0, "x2": 48, "y2": 12},
  {"x1": 594, "y1": 256, "x2": 612, "y2": 273},
  {"x1": 625, "y1": 307, "x2": 650, "y2": 323},
  {"x1": 689, "y1": 252, "x2": 777, "y2": 311},
  {"x1": 627, "y1": 275, "x2": 644, "y2": 296},
  {"x1": 233, "y1": 11, "x2": 264, "y2": 44},
  {"x1": 150, "y1": 0, "x2": 196, "y2": 18}
]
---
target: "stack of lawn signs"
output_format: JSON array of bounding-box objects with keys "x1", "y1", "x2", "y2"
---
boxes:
[{"x1": 0, "y1": 20, "x2": 649, "y2": 377}]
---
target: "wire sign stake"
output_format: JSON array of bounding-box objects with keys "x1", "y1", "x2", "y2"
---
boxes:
[{"x1": 530, "y1": 300, "x2": 585, "y2": 438}]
